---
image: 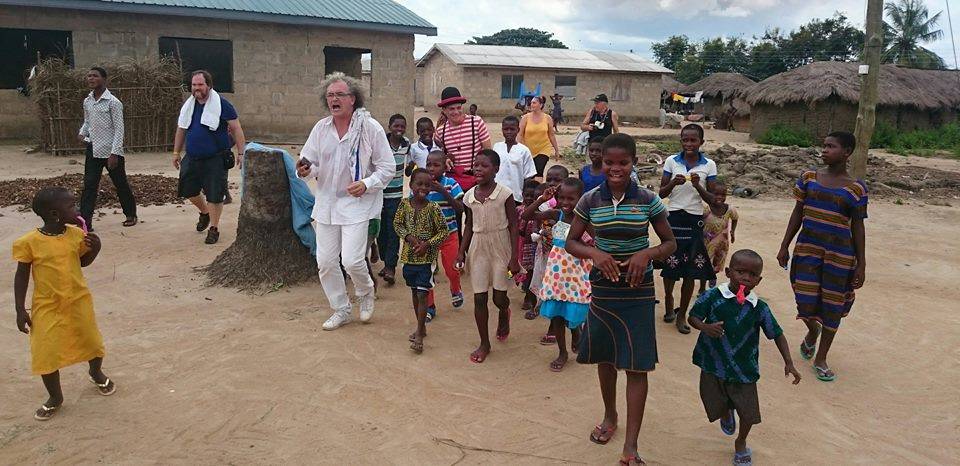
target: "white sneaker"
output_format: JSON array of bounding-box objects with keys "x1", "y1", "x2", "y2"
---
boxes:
[
  {"x1": 359, "y1": 294, "x2": 376, "y2": 323},
  {"x1": 322, "y1": 310, "x2": 352, "y2": 330}
]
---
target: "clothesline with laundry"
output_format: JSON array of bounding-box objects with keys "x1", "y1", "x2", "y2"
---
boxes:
[{"x1": 671, "y1": 91, "x2": 703, "y2": 104}]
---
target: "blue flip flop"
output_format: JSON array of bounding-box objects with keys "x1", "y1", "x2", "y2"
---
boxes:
[
  {"x1": 720, "y1": 410, "x2": 736, "y2": 435},
  {"x1": 733, "y1": 447, "x2": 752, "y2": 466},
  {"x1": 814, "y1": 365, "x2": 836, "y2": 382}
]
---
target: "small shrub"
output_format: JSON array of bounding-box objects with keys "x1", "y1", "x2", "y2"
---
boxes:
[
  {"x1": 757, "y1": 124, "x2": 814, "y2": 147},
  {"x1": 870, "y1": 123, "x2": 897, "y2": 149}
]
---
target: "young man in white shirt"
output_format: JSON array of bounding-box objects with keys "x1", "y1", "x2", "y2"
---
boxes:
[{"x1": 493, "y1": 115, "x2": 536, "y2": 202}]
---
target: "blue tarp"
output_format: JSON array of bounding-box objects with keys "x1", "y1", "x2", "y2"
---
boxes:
[{"x1": 241, "y1": 142, "x2": 316, "y2": 256}]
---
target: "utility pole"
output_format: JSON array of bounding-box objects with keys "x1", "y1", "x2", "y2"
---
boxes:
[{"x1": 852, "y1": 0, "x2": 884, "y2": 179}]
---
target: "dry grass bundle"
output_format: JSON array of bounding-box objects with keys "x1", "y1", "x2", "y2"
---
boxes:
[{"x1": 28, "y1": 56, "x2": 185, "y2": 154}]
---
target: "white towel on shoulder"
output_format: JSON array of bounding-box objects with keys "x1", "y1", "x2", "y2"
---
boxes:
[{"x1": 177, "y1": 89, "x2": 222, "y2": 131}]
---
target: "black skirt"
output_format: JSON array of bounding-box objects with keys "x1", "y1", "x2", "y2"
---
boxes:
[{"x1": 660, "y1": 210, "x2": 717, "y2": 281}]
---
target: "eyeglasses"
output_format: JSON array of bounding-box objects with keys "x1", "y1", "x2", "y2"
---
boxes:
[{"x1": 326, "y1": 92, "x2": 352, "y2": 99}]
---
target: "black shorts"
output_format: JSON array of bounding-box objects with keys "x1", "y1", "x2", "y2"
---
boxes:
[
  {"x1": 533, "y1": 153, "x2": 550, "y2": 177},
  {"x1": 402, "y1": 263, "x2": 435, "y2": 292},
  {"x1": 699, "y1": 371, "x2": 761, "y2": 425},
  {"x1": 178, "y1": 154, "x2": 227, "y2": 203}
]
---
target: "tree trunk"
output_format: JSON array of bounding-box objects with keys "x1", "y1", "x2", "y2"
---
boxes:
[{"x1": 206, "y1": 148, "x2": 317, "y2": 289}]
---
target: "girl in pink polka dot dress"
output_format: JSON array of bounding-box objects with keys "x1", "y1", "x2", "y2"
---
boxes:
[{"x1": 521, "y1": 177, "x2": 592, "y2": 372}]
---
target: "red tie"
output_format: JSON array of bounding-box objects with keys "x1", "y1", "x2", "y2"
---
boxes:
[{"x1": 736, "y1": 284, "x2": 747, "y2": 305}]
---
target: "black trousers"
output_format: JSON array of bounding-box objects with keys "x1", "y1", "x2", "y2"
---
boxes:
[{"x1": 80, "y1": 144, "x2": 137, "y2": 227}]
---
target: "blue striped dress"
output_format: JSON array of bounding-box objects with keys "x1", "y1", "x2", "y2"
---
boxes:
[
  {"x1": 573, "y1": 181, "x2": 668, "y2": 372},
  {"x1": 790, "y1": 171, "x2": 868, "y2": 331}
]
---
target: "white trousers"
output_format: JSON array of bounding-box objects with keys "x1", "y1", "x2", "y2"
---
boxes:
[{"x1": 315, "y1": 221, "x2": 374, "y2": 312}]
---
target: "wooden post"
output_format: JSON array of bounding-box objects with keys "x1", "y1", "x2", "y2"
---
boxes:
[{"x1": 852, "y1": 0, "x2": 884, "y2": 179}]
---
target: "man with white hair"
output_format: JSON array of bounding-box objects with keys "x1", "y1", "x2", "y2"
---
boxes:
[{"x1": 296, "y1": 72, "x2": 395, "y2": 330}]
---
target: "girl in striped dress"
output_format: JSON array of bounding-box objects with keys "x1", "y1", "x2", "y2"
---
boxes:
[
  {"x1": 566, "y1": 134, "x2": 677, "y2": 465},
  {"x1": 778, "y1": 131, "x2": 867, "y2": 382}
]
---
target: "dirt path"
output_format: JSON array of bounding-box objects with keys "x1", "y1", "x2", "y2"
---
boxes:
[{"x1": 0, "y1": 143, "x2": 957, "y2": 464}]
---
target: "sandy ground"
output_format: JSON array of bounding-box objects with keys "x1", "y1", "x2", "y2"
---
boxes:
[{"x1": 0, "y1": 129, "x2": 958, "y2": 465}]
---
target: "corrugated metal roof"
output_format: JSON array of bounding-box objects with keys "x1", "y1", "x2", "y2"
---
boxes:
[
  {"x1": 418, "y1": 44, "x2": 672, "y2": 74},
  {"x1": 8, "y1": 0, "x2": 436, "y2": 35}
]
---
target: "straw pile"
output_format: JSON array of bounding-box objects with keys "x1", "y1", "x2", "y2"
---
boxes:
[{"x1": 28, "y1": 57, "x2": 184, "y2": 154}]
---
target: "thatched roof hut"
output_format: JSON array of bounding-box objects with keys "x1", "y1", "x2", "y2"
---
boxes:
[
  {"x1": 744, "y1": 61, "x2": 960, "y2": 142},
  {"x1": 680, "y1": 72, "x2": 755, "y2": 100},
  {"x1": 744, "y1": 61, "x2": 960, "y2": 110},
  {"x1": 662, "y1": 74, "x2": 682, "y2": 94},
  {"x1": 678, "y1": 72, "x2": 755, "y2": 130}
]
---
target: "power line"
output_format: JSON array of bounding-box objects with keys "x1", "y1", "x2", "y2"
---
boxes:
[{"x1": 947, "y1": 0, "x2": 960, "y2": 81}]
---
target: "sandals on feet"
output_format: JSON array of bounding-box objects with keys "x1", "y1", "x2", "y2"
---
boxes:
[
  {"x1": 800, "y1": 340, "x2": 816, "y2": 360},
  {"x1": 410, "y1": 340, "x2": 424, "y2": 354},
  {"x1": 676, "y1": 320, "x2": 691, "y2": 334},
  {"x1": 619, "y1": 455, "x2": 645, "y2": 465},
  {"x1": 733, "y1": 448, "x2": 753, "y2": 466},
  {"x1": 720, "y1": 410, "x2": 736, "y2": 435},
  {"x1": 589, "y1": 423, "x2": 617, "y2": 444},
  {"x1": 122, "y1": 217, "x2": 137, "y2": 227},
  {"x1": 425, "y1": 306, "x2": 436, "y2": 323},
  {"x1": 813, "y1": 365, "x2": 836, "y2": 382},
  {"x1": 549, "y1": 356, "x2": 567, "y2": 372},
  {"x1": 800, "y1": 325, "x2": 821, "y2": 360},
  {"x1": 34, "y1": 404, "x2": 60, "y2": 421},
  {"x1": 89, "y1": 376, "x2": 117, "y2": 396},
  {"x1": 539, "y1": 333, "x2": 557, "y2": 345},
  {"x1": 663, "y1": 307, "x2": 678, "y2": 323},
  {"x1": 495, "y1": 309, "x2": 511, "y2": 342}
]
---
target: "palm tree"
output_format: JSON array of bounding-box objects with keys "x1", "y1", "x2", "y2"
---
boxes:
[{"x1": 883, "y1": 0, "x2": 946, "y2": 69}]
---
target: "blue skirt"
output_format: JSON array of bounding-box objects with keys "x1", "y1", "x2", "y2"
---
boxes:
[
  {"x1": 576, "y1": 270, "x2": 658, "y2": 372},
  {"x1": 540, "y1": 299, "x2": 589, "y2": 328}
]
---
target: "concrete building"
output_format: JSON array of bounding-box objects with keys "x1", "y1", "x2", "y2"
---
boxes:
[
  {"x1": 0, "y1": 0, "x2": 435, "y2": 140},
  {"x1": 416, "y1": 44, "x2": 672, "y2": 124}
]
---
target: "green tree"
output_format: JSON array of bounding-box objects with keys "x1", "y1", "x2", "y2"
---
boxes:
[
  {"x1": 883, "y1": 0, "x2": 946, "y2": 69},
  {"x1": 746, "y1": 41, "x2": 787, "y2": 80},
  {"x1": 467, "y1": 28, "x2": 567, "y2": 49},
  {"x1": 763, "y1": 13, "x2": 864, "y2": 69},
  {"x1": 651, "y1": 35, "x2": 693, "y2": 71}
]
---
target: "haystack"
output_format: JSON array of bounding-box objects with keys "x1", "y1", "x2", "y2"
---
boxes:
[
  {"x1": 743, "y1": 61, "x2": 960, "y2": 141},
  {"x1": 28, "y1": 57, "x2": 184, "y2": 154},
  {"x1": 205, "y1": 148, "x2": 317, "y2": 289}
]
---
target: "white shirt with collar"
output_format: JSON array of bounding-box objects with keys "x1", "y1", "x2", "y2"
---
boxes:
[
  {"x1": 493, "y1": 141, "x2": 536, "y2": 202},
  {"x1": 717, "y1": 282, "x2": 759, "y2": 307},
  {"x1": 408, "y1": 139, "x2": 438, "y2": 169},
  {"x1": 79, "y1": 89, "x2": 124, "y2": 158},
  {"x1": 298, "y1": 115, "x2": 396, "y2": 225},
  {"x1": 662, "y1": 151, "x2": 717, "y2": 215}
]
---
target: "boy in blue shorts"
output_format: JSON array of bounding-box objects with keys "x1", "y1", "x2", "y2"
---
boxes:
[
  {"x1": 394, "y1": 169, "x2": 450, "y2": 354},
  {"x1": 688, "y1": 249, "x2": 802, "y2": 466}
]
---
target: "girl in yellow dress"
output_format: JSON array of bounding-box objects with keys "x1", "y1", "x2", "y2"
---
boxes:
[{"x1": 13, "y1": 187, "x2": 116, "y2": 421}]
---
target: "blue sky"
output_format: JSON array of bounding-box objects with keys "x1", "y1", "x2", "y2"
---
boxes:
[{"x1": 397, "y1": 0, "x2": 960, "y2": 69}]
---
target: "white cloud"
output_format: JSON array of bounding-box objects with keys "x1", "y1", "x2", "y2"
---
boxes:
[{"x1": 397, "y1": 0, "x2": 960, "y2": 68}]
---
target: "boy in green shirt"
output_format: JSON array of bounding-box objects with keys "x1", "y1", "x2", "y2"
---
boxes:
[
  {"x1": 393, "y1": 169, "x2": 449, "y2": 354},
  {"x1": 689, "y1": 249, "x2": 802, "y2": 466}
]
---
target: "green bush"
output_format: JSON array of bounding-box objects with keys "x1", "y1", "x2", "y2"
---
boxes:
[
  {"x1": 871, "y1": 122, "x2": 960, "y2": 158},
  {"x1": 870, "y1": 122, "x2": 897, "y2": 149},
  {"x1": 757, "y1": 124, "x2": 814, "y2": 147}
]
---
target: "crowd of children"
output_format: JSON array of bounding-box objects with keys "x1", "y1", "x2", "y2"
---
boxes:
[{"x1": 13, "y1": 92, "x2": 871, "y2": 465}]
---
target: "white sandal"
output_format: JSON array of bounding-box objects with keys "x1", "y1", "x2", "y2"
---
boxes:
[{"x1": 89, "y1": 376, "x2": 117, "y2": 396}]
